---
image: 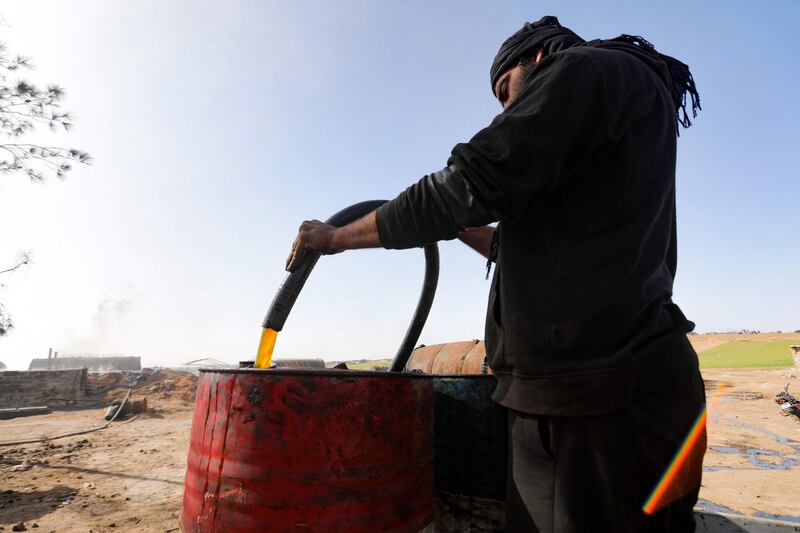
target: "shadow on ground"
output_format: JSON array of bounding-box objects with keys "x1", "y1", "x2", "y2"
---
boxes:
[
  {"x1": 37, "y1": 463, "x2": 183, "y2": 486},
  {"x1": 0, "y1": 484, "x2": 77, "y2": 524}
]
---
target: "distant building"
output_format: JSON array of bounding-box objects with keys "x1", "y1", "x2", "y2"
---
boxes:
[{"x1": 29, "y1": 354, "x2": 141, "y2": 372}]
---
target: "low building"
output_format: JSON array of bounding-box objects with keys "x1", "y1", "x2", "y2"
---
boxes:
[{"x1": 29, "y1": 355, "x2": 141, "y2": 372}]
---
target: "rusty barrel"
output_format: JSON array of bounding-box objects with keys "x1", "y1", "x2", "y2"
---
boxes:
[
  {"x1": 181, "y1": 368, "x2": 434, "y2": 532},
  {"x1": 407, "y1": 340, "x2": 488, "y2": 375}
]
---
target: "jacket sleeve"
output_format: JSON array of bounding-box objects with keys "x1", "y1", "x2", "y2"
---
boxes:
[
  {"x1": 376, "y1": 165, "x2": 495, "y2": 249},
  {"x1": 376, "y1": 51, "x2": 608, "y2": 250}
]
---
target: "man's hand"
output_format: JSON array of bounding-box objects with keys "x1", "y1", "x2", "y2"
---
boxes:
[
  {"x1": 285, "y1": 211, "x2": 383, "y2": 273},
  {"x1": 286, "y1": 220, "x2": 340, "y2": 272},
  {"x1": 458, "y1": 226, "x2": 496, "y2": 260}
]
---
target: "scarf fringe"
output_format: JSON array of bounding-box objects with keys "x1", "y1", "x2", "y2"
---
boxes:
[{"x1": 615, "y1": 35, "x2": 701, "y2": 131}]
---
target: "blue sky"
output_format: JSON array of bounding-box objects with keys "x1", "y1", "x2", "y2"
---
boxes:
[{"x1": 0, "y1": 1, "x2": 797, "y2": 369}]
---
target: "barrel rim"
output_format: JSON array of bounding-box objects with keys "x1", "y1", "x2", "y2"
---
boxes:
[
  {"x1": 197, "y1": 368, "x2": 498, "y2": 379},
  {"x1": 429, "y1": 374, "x2": 498, "y2": 380}
]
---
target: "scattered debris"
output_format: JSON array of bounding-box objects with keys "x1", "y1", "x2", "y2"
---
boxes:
[
  {"x1": 0, "y1": 406, "x2": 52, "y2": 421},
  {"x1": 103, "y1": 398, "x2": 147, "y2": 421},
  {"x1": 726, "y1": 391, "x2": 764, "y2": 400},
  {"x1": 10, "y1": 460, "x2": 30, "y2": 472},
  {"x1": 775, "y1": 383, "x2": 800, "y2": 419},
  {"x1": 150, "y1": 380, "x2": 175, "y2": 392}
]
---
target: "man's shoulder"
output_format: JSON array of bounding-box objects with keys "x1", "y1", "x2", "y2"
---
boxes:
[
  {"x1": 534, "y1": 46, "x2": 643, "y2": 85},
  {"x1": 549, "y1": 46, "x2": 666, "y2": 98},
  {"x1": 555, "y1": 46, "x2": 651, "y2": 76},
  {"x1": 529, "y1": 47, "x2": 603, "y2": 88}
]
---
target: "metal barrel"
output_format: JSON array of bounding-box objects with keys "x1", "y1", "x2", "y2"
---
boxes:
[
  {"x1": 180, "y1": 368, "x2": 434, "y2": 533},
  {"x1": 432, "y1": 376, "x2": 507, "y2": 532},
  {"x1": 407, "y1": 341, "x2": 489, "y2": 375}
]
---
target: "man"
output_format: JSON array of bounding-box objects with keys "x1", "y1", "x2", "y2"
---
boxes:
[{"x1": 286, "y1": 16, "x2": 704, "y2": 532}]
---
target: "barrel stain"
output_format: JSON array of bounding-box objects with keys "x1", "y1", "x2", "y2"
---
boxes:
[
  {"x1": 330, "y1": 377, "x2": 359, "y2": 385},
  {"x1": 263, "y1": 410, "x2": 286, "y2": 426},
  {"x1": 287, "y1": 383, "x2": 308, "y2": 396},
  {"x1": 281, "y1": 395, "x2": 311, "y2": 414},
  {"x1": 247, "y1": 387, "x2": 263, "y2": 406}
]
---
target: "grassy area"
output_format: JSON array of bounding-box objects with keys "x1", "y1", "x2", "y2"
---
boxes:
[
  {"x1": 698, "y1": 340, "x2": 798, "y2": 368},
  {"x1": 341, "y1": 359, "x2": 393, "y2": 370}
]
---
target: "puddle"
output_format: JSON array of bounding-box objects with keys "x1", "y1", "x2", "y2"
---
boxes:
[
  {"x1": 695, "y1": 498, "x2": 742, "y2": 515},
  {"x1": 745, "y1": 453, "x2": 798, "y2": 470},
  {"x1": 706, "y1": 445, "x2": 799, "y2": 470},
  {"x1": 703, "y1": 465, "x2": 737, "y2": 472},
  {"x1": 709, "y1": 446, "x2": 740, "y2": 454},
  {"x1": 731, "y1": 420, "x2": 800, "y2": 450},
  {"x1": 752, "y1": 511, "x2": 800, "y2": 524},
  {"x1": 747, "y1": 448, "x2": 780, "y2": 456}
]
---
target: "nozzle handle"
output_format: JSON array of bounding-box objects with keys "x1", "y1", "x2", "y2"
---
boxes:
[
  {"x1": 262, "y1": 200, "x2": 388, "y2": 331},
  {"x1": 262, "y1": 199, "x2": 439, "y2": 373}
]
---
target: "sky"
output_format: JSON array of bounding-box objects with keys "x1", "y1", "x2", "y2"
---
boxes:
[{"x1": 0, "y1": 1, "x2": 797, "y2": 370}]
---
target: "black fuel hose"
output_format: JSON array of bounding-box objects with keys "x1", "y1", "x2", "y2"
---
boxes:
[{"x1": 262, "y1": 200, "x2": 439, "y2": 372}]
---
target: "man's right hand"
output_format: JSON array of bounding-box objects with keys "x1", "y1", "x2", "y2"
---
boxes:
[
  {"x1": 285, "y1": 211, "x2": 384, "y2": 273},
  {"x1": 286, "y1": 220, "x2": 341, "y2": 272}
]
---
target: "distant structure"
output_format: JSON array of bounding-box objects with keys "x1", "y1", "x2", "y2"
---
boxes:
[
  {"x1": 272, "y1": 358, "x2": 326, "y2": 369},
  {"x1": 175, "y1": 357, "x2": 233, "y2": 374},
  {"x1": 791, "y1": 345, "x2": 800, "y2": 368},
  {"x1": 0, "y1": 361, "x2": 6, "y2": 370},
  {"x1": 29, "y1": 349, "x2": 141, "y2": 372},
  {"x1": 182, "y1": 357, "x2": 230, "y2": 368},
  {"x1": 0, "y1": 368, "x2": 87, "y2": 408}
]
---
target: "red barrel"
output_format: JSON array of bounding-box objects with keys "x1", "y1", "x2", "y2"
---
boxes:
[{"x1": 180, "y1": 369, "x2": 434, "y2": 532}]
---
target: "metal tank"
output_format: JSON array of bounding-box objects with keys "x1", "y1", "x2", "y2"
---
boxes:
[
  {"x1": 181, "y1": 368, "x2": 435, "y2": 533},
  {"x1": 409, "y1": 343, "x2": 800, "y2": 533},
  {"x1": 407, "y1": 340, "x2": 489, "y2": 375},
  {"x1": 432, "y1": 375, "x2": 507, "y2": 532},
  {"x1": 407, "y1": 342, "x2": 507, "y2": 532}
]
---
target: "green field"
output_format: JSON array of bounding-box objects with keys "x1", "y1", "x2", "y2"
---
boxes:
[
  {"x1": 339, "y1": 343, "x2": 797, "y2": 370},
  {"x1": 698, "y1": 340, "x2": 798, "y2": 369},
  {"x1": 340, "y1": 359, "x2": 393, "y2": 370}
]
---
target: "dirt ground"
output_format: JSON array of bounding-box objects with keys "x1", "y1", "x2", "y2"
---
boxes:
[
  {"x1": 1, "y1": 364, "x2": 799, "y2": 531},
  {"x1": 697, "y1": 366, "x2": 800, "y2": 521},
  {"x1": 0, "y1": 370, "x2": 197, "y2": 532}
]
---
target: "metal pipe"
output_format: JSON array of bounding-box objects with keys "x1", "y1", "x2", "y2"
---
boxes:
[{"x1": 261, "y1": 200, "x2": 439, "y2": 372}]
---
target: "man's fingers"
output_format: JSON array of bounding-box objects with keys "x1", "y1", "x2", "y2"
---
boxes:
[
  {"x1": 285, "y1": 219, "x2": 336, "y2": 272},
  {"x1": 286, "y1": 247, "x2": 305, "y2": 272},
  {"x1": 286, "y1": 230, "x2": 304, "y2": 272}
]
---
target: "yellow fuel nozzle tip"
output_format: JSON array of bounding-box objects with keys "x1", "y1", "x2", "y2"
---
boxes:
[{"x1": 255, "y1": 327, "x2": 279, "y2": 368}]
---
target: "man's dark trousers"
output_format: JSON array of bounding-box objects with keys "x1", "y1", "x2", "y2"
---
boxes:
[{"x1": 505, "y1": 373, "x2": 706, "y2": 532}]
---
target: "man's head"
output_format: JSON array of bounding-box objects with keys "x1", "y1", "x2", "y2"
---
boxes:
[
  {"x1": 489, "y1": 16, "x2": 701, "y2": 128},
  {"x1": 493, "y1": 49, "x2": 544, "y2": 109},
  {"x1": 490, "y1": 16, "x2": 585, "y2": 108}
]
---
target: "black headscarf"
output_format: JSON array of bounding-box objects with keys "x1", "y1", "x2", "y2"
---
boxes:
[
  {"x1": 489, "y1": 16, "x2": 701, "y2": 129},
  {"x1": 490, "y1": 16, "x2": 585, "y2": 94}
]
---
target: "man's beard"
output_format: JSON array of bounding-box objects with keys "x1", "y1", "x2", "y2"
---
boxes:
[{"x1": 520, "y1": 58, "x2": 539, "y2": 83}]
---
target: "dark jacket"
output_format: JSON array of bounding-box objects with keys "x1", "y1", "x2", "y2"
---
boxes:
[{"x1": 375, "y1": 44, "x2": 699, "y2": 415}]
